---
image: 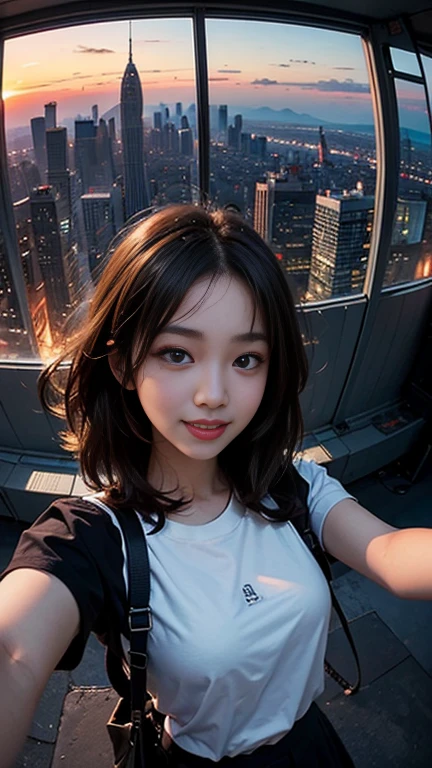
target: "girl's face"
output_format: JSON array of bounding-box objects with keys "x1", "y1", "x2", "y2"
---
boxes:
[{"x1": 134, "y1": 274, "x2": 270, "y2": 462}]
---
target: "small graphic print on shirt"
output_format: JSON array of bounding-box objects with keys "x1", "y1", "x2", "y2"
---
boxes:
[{"x1": 242, "y1": 584, "x2": 262, "y2": 605}]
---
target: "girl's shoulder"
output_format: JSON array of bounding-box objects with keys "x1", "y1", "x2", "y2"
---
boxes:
[{"x1": 0, "y1": 494, "x2": 130, "y2": 670}]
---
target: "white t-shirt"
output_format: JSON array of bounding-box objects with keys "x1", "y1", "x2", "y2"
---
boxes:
[{"x1": 88, "y1": 458, "x2": 357, "y2": 761}]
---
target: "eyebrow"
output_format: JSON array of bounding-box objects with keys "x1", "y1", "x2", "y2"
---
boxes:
[{"x1": 161, "y1": 324, "x2": 268, "y2": 344}]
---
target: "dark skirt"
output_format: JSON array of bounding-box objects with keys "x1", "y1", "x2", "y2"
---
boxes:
[{"x1": 161, "y1": 703, "x2": 355, "y2": 767}]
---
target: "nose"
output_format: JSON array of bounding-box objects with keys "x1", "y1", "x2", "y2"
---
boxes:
[{"x1": 193, "y1": 363, "x2": 229, "y2": 409}]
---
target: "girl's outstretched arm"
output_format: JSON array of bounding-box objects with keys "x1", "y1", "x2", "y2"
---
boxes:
[
  {"x1": 322, "y1": 498, "x2": 432, "y2": 600},
  {"x1": 0, "y1": 568, "x2": 80, "y2": 768}
]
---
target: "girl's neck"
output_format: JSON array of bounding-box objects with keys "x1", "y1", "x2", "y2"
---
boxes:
[{"x1": 147, "y1": 434, "x2": 228, "y2": 502}]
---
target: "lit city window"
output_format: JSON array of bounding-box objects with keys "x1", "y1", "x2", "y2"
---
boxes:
[
  {"x1": 206, "y1": 19, "x2": 377, "y2": 303},
  {"x1": 3, "y1": 18, "x2": 198, "y2": 360},
  {"x1": 383, "y1": 76, "x2": 432, "y2": 288}
]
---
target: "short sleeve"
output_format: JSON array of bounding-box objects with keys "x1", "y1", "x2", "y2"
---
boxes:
[
  {"x1": 0, "y1": 498, "x2": 126, "y2": 670},
  {"x1": 294, "y1": 458, "x2": 358, "y2": 549}
]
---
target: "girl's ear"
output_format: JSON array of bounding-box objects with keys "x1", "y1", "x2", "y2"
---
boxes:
[{"x1": 107, "y1": 350, "x2": 136, "y2": 391}]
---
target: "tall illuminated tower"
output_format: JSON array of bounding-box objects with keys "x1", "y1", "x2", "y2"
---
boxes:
[{"x1": 120, "y1": 22, "x2": 150, "y2": 219}]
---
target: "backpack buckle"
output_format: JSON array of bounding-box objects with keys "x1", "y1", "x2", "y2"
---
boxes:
[{"x1": 128, "y1": 607, "x2": 153, "y2": 632}]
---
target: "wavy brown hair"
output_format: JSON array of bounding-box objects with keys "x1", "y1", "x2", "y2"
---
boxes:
[{"x1": 38, "y1": 204, "x2": 309, "y2": 530}]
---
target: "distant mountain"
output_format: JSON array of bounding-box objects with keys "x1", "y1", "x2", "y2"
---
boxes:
[
  {"x1": 239, "y1": 106, "x2": 323, "y2": 126},
  {"x1": 103, "y1": 103, "x2": 323, "y2": 128}
]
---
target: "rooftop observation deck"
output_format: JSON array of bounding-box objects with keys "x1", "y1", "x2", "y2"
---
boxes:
[{"x1": 1, "y1": 461, "x2": 431, "y2": 768}]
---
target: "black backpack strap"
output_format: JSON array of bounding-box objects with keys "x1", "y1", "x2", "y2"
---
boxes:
[
  {"x1": 276, "y1": 465, "x2": 361, "y2": 695},
  {"x1": 111, "y1": 508, "x2": 153, "y2": 727}
]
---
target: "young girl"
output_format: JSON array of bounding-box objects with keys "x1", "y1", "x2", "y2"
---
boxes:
[{"x1": 1, "y1": 204, "x2": 432, "y2": 768}]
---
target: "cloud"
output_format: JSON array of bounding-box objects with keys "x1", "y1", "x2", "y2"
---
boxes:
[
  {"x1": 250, "y1": 77, "x2": 369, "y2": 93},
  {"x1": 251, "y1": 78, "x2": 280, "y2": 86},
  {"x1": 305, "y1": 78, "x2": 370, "y2": 93},
  {"x1": 217, "y1": 69, "x2": 242, "y2": 73},
  {"x1": 209, "y1": 77, "x2": 230, "y2": 81},
  {"x1": 22, "y1": 62, "x2": 39, "y2": 68},
  {"x1": 270, "y1": 60, "x2": 315, "y2": 66},
  {"x1": 135, "y1": 39, "x2": 169, "y2": 44},
  {"x1": 333, "y1": 66, "x2": 355, "y2": 71},
  {"x1": 9, "y1": 73, "x2": 94, "y2": 92},
  {"x1": 74, "y1": 45, "x2": 115, "y2": 54}
]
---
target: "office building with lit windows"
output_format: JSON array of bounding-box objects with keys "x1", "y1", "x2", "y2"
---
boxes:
[
  {"x1": 30, "y1": 185, "x2": 70, "y2": 338},
  {"x1": 254, "y1": 171, "x2": 315, "y2": 298},
  {"x1": 307, "y1": 192, "x2": 374, "y2": 300},
  {"x1": 81, "y1": 190, "x2": 123, "y2": 281},
  {"x1": 74, "y1": 120, "x2": 97, "y2": 194}
]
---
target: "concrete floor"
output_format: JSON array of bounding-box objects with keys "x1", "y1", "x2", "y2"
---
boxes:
[{"x1": 1, "y1": 461, "x2": 432, "y2": 768}]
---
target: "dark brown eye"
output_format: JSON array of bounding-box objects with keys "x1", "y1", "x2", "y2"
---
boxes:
[
  {"x1": 168, "y1": 350, "x2": 187, "y2": 364},
  {"x1": 234, "y1": 354, "x2": 262, "y2": 370},
  {"x1": 157, "y1": 348, "x2": 192, "y2": 364}
]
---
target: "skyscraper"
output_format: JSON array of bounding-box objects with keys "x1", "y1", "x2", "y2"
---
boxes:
[
  {"x1": 218, "y1": 105, "x2": 228, "y2": 136},
  {"x1": 46, "y1": 127, "x2": 71, "y2": 222},
  {"x1": 163, "y1": 121, "x2": 179, "y2": 154},
  {"x1": 81, "y1": 192, "x2": 118, "y2": 281},
  {"x1": 96, "y1": 118, "x2": 115, "y2": 189},
  {"x1": 14, "y1": 195, "x2": 53, "y2": 355},
  {"x1": 30, "y1": 185, "x2": 70, "y2": 338},
  {"x1": 108, "y1": 117, "x2": 116, "y2": 142},
  {"x1": 74, "y1": 119, "x2": 97, "y2": 193},
  {"x1": 92, "y1": 104, "x2": 99, "y2": 124},
  {"x1": 251, "y1": 135, "x2": 267, "y2": 159},
  {"x1": 44, "y1": 101, "x2": 57, "y2": 130},
  {"x1": 228, "y1": 115, "x2": 242, "y2": 151},
  {"x1": 0, "y1": 224, "x2": 33, "y2": 356},
  {"x1": 307, "y1": 191, "x2": 374, "y2": 300},
  {"x1": 254, "y1": 171, "x2": 315, "y2": 297},
  {"x1": 46, "y1": 127, "x2": 67, "y2": 173},
  {"x1": 175, "y1": 102, "x2": 182, "y2": 128},
  {"x1": 31, "y1": 117, "x2": 47, "y2": 179},
  {"x1": 120, "y1": 25, "x2": 150, "y2": 219},
  {"x1": 153, "y1": 112, "x2": 162, "y2": 131}
]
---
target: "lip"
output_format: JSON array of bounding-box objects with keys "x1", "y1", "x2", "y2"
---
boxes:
[
  {"x1": 185, "y1": 419, "x2": 229, "y2": 426},
  {"x1": 183, "y1": 421, "x2": 230, "y2": 441}
]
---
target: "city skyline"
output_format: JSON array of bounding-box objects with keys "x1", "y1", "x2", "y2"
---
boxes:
[
  {"x1": 1, "y1": 14, "x2": 430, "y2": 359},
  {"x1": 3, "y1": 17, "x2": 428, "y2": 133}
]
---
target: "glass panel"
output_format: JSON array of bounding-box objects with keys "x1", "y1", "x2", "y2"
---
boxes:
[
  {"x1": 206, "y1": 19, "x2": 377, "y2": 302},
  {"x1": 421, "y1": 54, "x2": 432, "y2": 109},
  {"x1": 383, "y1": 79, "x2": 432, "y2": 288},
  {"x1": 390, "y1": 48, "x2": 422, "y2": 77},
  {"x1": 0, "y1": 222, "x2": 34, "y2": 357},
  {"x1": 3, "y1": 18, "x2": 198, "y2": 359}
]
